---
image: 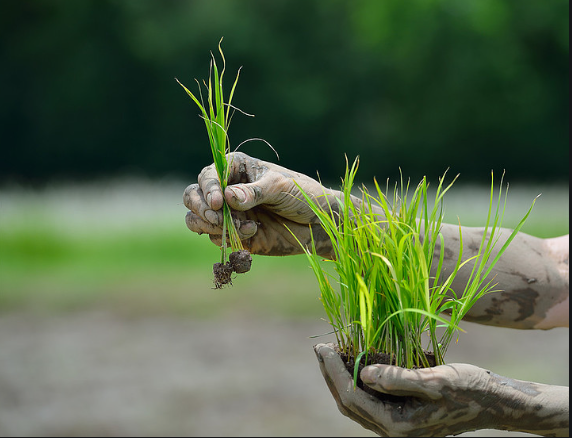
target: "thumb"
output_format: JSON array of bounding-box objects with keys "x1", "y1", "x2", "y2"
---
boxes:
[
  {"x1": 225, "y1": 184, "x2": 260, "y2": 211},
  {"x1": 360, "y1": 365, "x2": 445, "y2": 400},
  {"x1": 225, "y1": 174, "x2": 283, "y2": 211}
]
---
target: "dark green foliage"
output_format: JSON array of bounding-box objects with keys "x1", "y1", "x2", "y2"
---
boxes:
[{"x1": 0, "y1": 0, "x2": 568, "y2": 185}]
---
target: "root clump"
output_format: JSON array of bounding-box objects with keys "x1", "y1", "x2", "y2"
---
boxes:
[
  {"x1": 213, "y1": 262, "x2": 234, "y2": 289},
  {"x1": 213, "y1": 249, "x2": 252, "y2": 289}
]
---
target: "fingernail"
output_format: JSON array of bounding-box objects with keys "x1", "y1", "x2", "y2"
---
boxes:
[
  {"x1": 205, "y1": 210, "x2": 218, "y2": 225},
  {"x1": 229, "y1": 186, "x2": 246, "y2": 204},
  {"x1": 206, "y1": 192, "x2": 212, "y2": 207}
]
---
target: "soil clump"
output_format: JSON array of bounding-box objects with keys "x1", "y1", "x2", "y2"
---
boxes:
[
  {"x1": 213, "y1": 249, "x2": 252, "y2": 288},
  {"x1": 339, "y1": 348, "x2": 436, "y2": 402}
]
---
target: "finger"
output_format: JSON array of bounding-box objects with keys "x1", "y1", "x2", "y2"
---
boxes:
[
  {"x1": 184, "y1": 183, "x2": 223, "y2": 226},
  {"x1": 198, "y1": 151, "x2": 258, "y2": 210},
  {"x1": 314, "y1": 343, "x2": 379, "y2": 408},
  {"x1": 222, "y1": 152, "x2": 297, "y2": 212},
  {"x1": 314, "y1": 344, "x2": 392, "y2": 436},
  {"x1": 313, "y1": 343, "x2": 354, "y2": 413},
  {"x1": 183, "y1": 184, "x2": 196, "y2": 210},
  {"x1": 314, "y1": 344, "x2": 351, "y2": 386},
  {"x1": 198, "y1": 163, "x2": 224, "y2": 210},
  {"x1": 361, "y1": 364, "x2": 446, "y2": 400},
  {"x1": 206, "y1": 219, "x2": 259, "y2": 246},
  {"x1": 225, "y1": 171, "x2": 288, "y2": 211},
  {"x1": 185, "y1": 211, "x2": 223, "y2": 236}
]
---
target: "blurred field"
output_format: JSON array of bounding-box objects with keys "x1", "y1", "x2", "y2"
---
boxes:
[
  {"x1": 0, "y1": 178, "x2": 323, "y2": 317},
  {"x1": 0, "y1": 178, "x2": 568, "y2": 437}
]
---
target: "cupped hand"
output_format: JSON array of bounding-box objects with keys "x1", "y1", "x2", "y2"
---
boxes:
[
  {"x1": 183, "y1": 152, "x2": 334, "y2": 257},
  {"x1": 313, "y1": 343, "x2": 500, "y2": 437}
]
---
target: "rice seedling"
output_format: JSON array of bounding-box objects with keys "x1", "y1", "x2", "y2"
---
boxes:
[
  {"x1": 176, "y1": 39, "x2": 253, "y2": 288},
  {"x1": 293, "y1": 157, "x2": 536, "y2": 380}
]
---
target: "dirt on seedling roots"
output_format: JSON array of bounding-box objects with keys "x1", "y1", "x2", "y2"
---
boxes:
[
  {"x1": 213, "y1": 249, "x2": 252, "y2": 289},
  {"x1": 340, "y1": 347, "x2": 436, "y2": 403}
]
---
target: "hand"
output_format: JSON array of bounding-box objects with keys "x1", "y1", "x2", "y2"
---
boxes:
[
  {"x1": 183, "y1": 152, "x2": 335, "y2": 257},
  {"x1": 313, "y1": 343, "x2": 569, "y2": 437}
]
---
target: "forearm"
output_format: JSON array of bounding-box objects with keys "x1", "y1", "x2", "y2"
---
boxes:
[
  {"x1": 437, "y1": 224, "x2": 569, "y2": 329},
  {"x1": 488, "y1": 372, "x2": 569, "y2": 436}
]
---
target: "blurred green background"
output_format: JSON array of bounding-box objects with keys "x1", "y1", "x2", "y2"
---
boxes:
[
  {"x1": 1, "y1": 0, "x2": 569, "y2": 185},
  {"x1": 0, "y1": 1, "x2": 568, "y2": 437}
]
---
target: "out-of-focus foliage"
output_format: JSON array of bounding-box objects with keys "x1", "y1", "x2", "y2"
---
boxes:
[{"x1": 0, "y1": 0, "x2": 568, "y2": 185}]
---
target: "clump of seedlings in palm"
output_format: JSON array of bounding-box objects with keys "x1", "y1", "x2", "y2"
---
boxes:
[
  {"x1": 177, "y1": 39, "x2": 270, "y2": 288},
  {"x1": 293, "y1": 157, "x2": 536, "y2": 386}
]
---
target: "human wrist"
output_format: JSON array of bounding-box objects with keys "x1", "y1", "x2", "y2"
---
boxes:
[{"x1": 487, "y1": 371, "x2": 569, "y2": 436}]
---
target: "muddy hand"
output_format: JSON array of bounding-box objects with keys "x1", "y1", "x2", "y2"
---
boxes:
[
  {"x1": 313, "y1": 343, "x2": 568, "y2": 437},
  {"x1": 183, "y1": 152, "x2": 335, "y2": 257}
]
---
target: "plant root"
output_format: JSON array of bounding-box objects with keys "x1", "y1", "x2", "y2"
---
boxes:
[
  {"x1": 213, "y1": 262, "x2": 234, "y2": 289},
  {"x1": 213, "y1": 250, "x2": 252, "y2": 289}
]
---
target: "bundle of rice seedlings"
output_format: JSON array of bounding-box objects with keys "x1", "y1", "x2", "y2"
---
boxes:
[
  {"x1": 177, "y1": 39, "x2": 251, "y2": 288},
  {"x1": 294, "y1": 157, "x2": 536, "y2": 382}
]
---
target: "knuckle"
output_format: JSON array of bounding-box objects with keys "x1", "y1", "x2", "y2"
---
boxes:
[
  {"x1": 185, "y1": 211, "x2": 201, "y2": 232},
  {"x1": 198, "y1": 166, "x2": 207, "y2": 181},
  {"x1": 183, "y1": 184, "x2": 199, "y2": 209},
  {"x1": 230, "y1": 151, "x2": 248, "y2": 161},
  {"x1": 209, "y1": 234, "x2": 222, "y2": 246},
  {"x1": 198, "y1": 163, "x2": 216, "y2": 184}
]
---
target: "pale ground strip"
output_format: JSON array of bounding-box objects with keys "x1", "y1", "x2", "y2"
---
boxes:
[
  {"x1": 0, "y1": 176, "x2": 569, "y2": 236},
  {"x1": 0, "y1": 312, "x2": 568, "y2": 437}
]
